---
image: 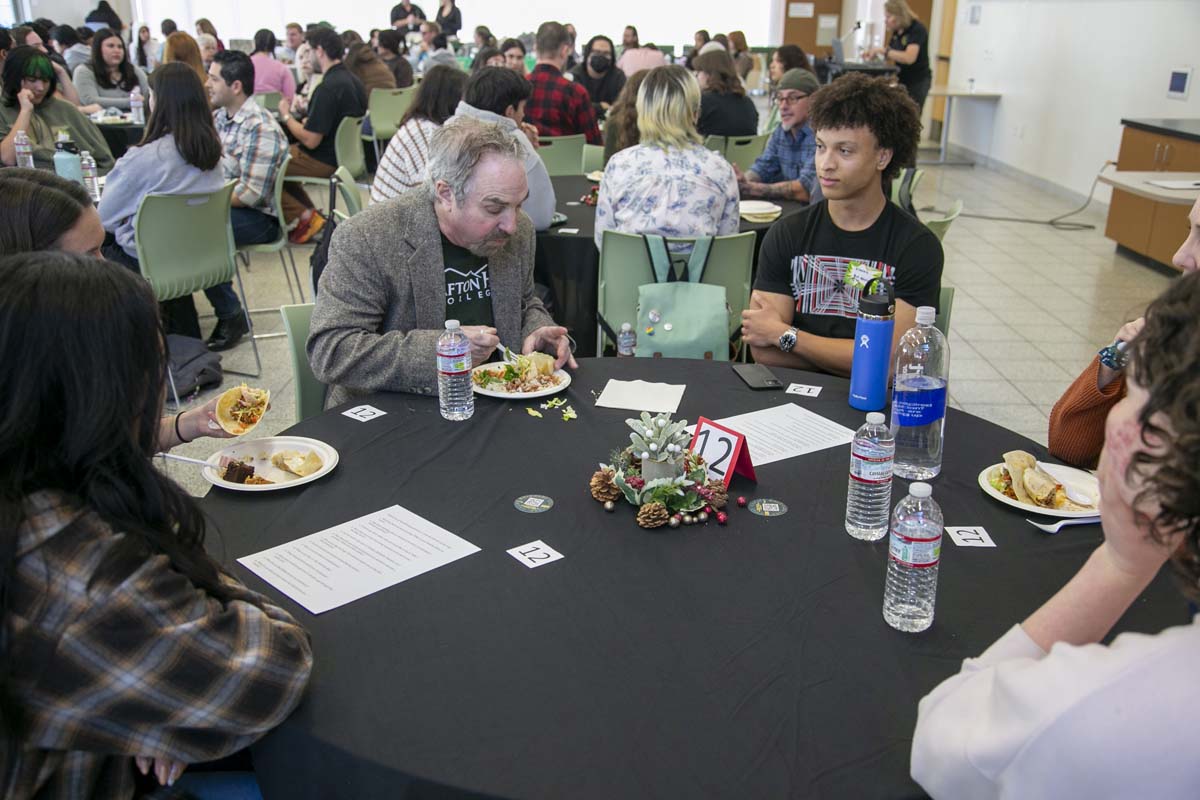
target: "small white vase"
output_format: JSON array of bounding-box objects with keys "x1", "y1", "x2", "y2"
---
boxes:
[{"x1": 641, "y1": 457, "x2": 683, "y2": 482}]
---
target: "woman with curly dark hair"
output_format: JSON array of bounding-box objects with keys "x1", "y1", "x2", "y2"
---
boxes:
[{"x1": 912, "y1": 269, "x2": 1200, "y2": 798}]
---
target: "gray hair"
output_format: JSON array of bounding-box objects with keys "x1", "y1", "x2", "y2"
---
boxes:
[{"x1": 424, "y1": 116, "x2": 525, "y2": 206}]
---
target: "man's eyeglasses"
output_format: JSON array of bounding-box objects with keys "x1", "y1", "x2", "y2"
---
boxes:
[{"x1": 777, "y1": 93, "x2": 809, "y2": 105}]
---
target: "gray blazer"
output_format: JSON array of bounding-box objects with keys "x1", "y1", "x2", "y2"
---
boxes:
[{"x1": 308, "y1": 189, "x2": 556, "y2": 407}]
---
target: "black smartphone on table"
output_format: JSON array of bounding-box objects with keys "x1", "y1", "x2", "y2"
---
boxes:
[{"x1": 731, "y1": 363, "x2": 783, "y2": 390}]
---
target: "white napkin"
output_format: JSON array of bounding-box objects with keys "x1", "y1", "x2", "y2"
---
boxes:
[{"x1": 595, "y1": 379, "x2": 686, "y2": 414}]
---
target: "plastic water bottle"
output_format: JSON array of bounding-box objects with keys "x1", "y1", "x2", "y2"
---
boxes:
[
  {"x1": 437, "y1": 319, "x2": 474, "y2": 421},
  {"x1": 52, "y1": 133, "x2": 82, "y2": 183},
  {"x1": 130, "y1": 89, "x2": 145, "y2": 124},
  {"x1": 891, "y1": 306, "x2": 949, "y2": 479},
  {"x1": 845, "y1": 412, "x2": 894, "y2": 541},
  {"x1": 13, "y1": 130, "x2": 35, "y2": 168},
  {"x1": 80, "y1": 151, "x2": 100, "y2": 202},
  {"x1": 848, "y1": 280, "x2": 895, "y2": 411},
  {"x1": 616, "y1": 322, "x2": 636, "y2": 357},
  {"x1": 883, "y1": 482, "x2": 943, "y2": 633}
]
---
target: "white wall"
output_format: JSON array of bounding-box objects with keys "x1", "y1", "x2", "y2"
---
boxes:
[
  {"x1": 948, "y1": 0, "x2": 1200, "y2": 201},
  {"x1": 23, "y1": 0, "x2": 133, "y2": 28}
]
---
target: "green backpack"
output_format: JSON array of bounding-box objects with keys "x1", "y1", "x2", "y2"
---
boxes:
[{"x1": 635, "y1": 235, "x2": 729, "y2": 360}]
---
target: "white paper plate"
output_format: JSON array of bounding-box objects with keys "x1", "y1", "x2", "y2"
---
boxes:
[
  {"x1": 739, "y1": 200, "x2": 783, "y2": 215},
  {"x1": 204, "y1": 436, "x2": 339, "y2": 492},
  {"x1": 471, "y1": 365, "x2": 572, "y2": 399},
  {"x1": 585, "y1": 170, "x2": 604, "y2": 182},
  {"x1": 977, "y1": 463, "x2": 1100, "y2": 519}
]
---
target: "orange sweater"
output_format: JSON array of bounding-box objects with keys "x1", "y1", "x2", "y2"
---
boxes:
[{"x1": 1047, "y1": 355, "x2": 1126, "y2": 469}]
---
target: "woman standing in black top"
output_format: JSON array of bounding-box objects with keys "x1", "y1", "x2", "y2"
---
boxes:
[
  {"x1": 693, "y1": 50, "x2": 758, "y2": 138},
  {"x1": 435, "y1": 0, "x2": 462, "y2": 38},
  {"x1": 865, "y1": 0, "x2": 932, "y2": 113}
]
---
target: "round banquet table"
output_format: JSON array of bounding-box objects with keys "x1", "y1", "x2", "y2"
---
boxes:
[
  {"x1": 200, "y1": 358, "x2": 1187, "y2": 800},
  {"x1": 535, "y1": 176, "x2": 806, "y2": 358}
]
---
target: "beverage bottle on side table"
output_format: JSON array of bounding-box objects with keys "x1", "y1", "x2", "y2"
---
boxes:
[
  {"x1": 616, "y1": 322, "x2": 636, "y2": 357},
  {"x1": 845, "y1": 412, "x2": 894, "y2": 541},
  {"x1": 130, "y1": 89, "x2": 145, "y2": 125},
  {"x1": 52, "y1": 133, "x2": 82, "y2": 183},
  {"x1": 891, "y1": 305, "x2": 949, "y2": 479},
  {"x1": 883, "y1": 482, "x2": 943, "y2": 633},
  {"x1": 437, "y1": 319, "x2": 474, "y2": 421},
  {"x1": 80, "y1": 151, "x2": 100, "y2": 202},
  {"x1": 848, "y1": 279, "x2": 895, "y2": 411},
  {"x1": 14, "y1": 130, "x2": 35, "y2": 168}
]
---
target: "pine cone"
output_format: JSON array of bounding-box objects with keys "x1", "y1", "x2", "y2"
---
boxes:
[
  {"x1": 636, "y1": 501, "x2": 669, "y2": 529},
  {"x1": 590, "y1": 468, "x2": 621, "y2": 503},
  {"x1": 705, "y1": 480, "x2": 728, "y2": 509}
]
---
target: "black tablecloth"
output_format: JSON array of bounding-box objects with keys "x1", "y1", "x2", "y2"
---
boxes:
[
  {"x1": 535, "y1": 177, "x2": 805, "y2": 358},
  {"x1": 201, "y1": 359, "x2": 1186, "y2": 800},
  {"x1": 97, "y1": 122, "x2": 143, "y2": 160}
]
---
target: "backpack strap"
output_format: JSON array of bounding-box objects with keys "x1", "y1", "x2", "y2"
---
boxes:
[
  {"x1": 683, "y1": 236, "x2": 714, "y2": 283},
  {"x1": 643, "y1": 234, "x2": 674, "y2": 283}
]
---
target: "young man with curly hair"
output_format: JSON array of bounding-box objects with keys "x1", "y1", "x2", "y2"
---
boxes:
[{"x1": 741, "y1": 72, "x2": 943, "y2": 376}]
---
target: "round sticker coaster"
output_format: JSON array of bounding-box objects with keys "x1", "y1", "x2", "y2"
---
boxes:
[
  {"x1": 514, "y1": 494, "x2": 554, "y2": 513},
  {"x1": 747, "y1": 498, "x2": 788, "y2": 517}
]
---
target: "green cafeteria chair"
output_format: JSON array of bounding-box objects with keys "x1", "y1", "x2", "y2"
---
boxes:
[
  {"x1": 334, "y1": 115, "x2": 367, "y2": 180},
  {"x1": 596, "y1": 229, "x2": 756, "y2": 358},
  {"x1": 280, "y1": 303, "x2": 327, "y2": 420},
  {"x1": 703, "y1": 135, "x2": 727, "y2": 155},
  {"x1": 924, "y1": 198, "x2": 964, "y2": 241},
  {"x1": 581, "y1": 144, "x2": 604, "y2": 173},
  {"x1": 934, "y1": 287, "x2": 955, "y2": 339},
  {"x1": 331, "y1": 166, "x2": 363, "y2": 221},
  {"x1": 890, "y1": 167, "x2": 925, "y2": 213},
  {"x1": 361, "y1": 87, "x2": 416, "y2": 163},
  {"x1": 238, "y1": 152, "x2": 305, "y2": 305},
  {"x1": 721, "y1": 134, "x2": 769, "y2": 171},
  {"x1": 252, "y1": 92, "x2": 282, "y2": 113},
  {"x1": 134, "y1": 182, "x2": 260, "y2": 406},
  {"x1": 536, "y1": 134, "x2": 586, "y2": 176}
]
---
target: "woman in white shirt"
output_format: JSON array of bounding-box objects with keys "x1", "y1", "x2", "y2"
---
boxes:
[
  {"x1": 594, "y1": 64, "x2": 739, "y2": 251},
  {"x1": 371, "y1": 65, "x2": 465, "y2": 203},
  {"x1": 911, "y1": 271, "x2": 1200, "y2": 799}
]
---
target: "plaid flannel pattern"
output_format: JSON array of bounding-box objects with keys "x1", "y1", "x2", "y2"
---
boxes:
[
  {"x1": 4, "y1": 491, "x2": 312, "y2": 800},
  {"x1": 215, "y1": 98, "x2": 289, "y2": 213},
  {"x1": 749, "y1": 122, "x2": 817, "y2": 195},
  {"x1": 525, "y1": 64, "x2": 602, "y2": 145}
]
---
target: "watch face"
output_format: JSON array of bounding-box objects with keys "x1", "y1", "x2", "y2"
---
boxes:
[{"x1": 779, "y1": 330, "x2": 796, "y2": 352}]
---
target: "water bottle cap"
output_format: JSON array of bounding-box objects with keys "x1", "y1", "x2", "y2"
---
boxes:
[
  {"x1": 857, "y1": 278, "x2": 895, "y2": 316},
  {"x1": 865, "y1": 412, "x2": 885, "y2": 425},
  {"x1": 620, "y1": 322, "x2": 632, "y2": 332},
  {"x1": 915, "y1": 306, "x2": 936, "y2": 325},
  {"x1": 909, "y1": 482, "x2": 932, "y2": 498},
  {"x1": 444, "y1": 319, "x2": 460, "y2": 330}
]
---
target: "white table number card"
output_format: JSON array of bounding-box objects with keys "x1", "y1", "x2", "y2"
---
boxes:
[
  {"x1": 343, "y1": 405, "x2": 387, "y2": 422},
  {"x1": 507, "y1": 540, "x2": 564, "y2": 568},
  {"x1": 786, "y1": 383, "x2": 822, "y2": 398},
  {"x1": 946, "y1": 526, "x2": 996, "y2": 548}
]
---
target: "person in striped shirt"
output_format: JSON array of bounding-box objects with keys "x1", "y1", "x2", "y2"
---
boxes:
[{"x1": 371, "y1": 64, "x2": 466, "y2": 203}]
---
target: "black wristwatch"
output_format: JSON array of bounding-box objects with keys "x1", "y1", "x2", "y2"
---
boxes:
[{"x1": 778, "y1": 327, "x2": 798, "y2": 353}]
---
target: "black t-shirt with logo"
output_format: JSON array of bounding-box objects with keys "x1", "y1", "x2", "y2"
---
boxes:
[
  {"x1": 302, "y1": 63, "x2": 368, "y2": 167},
  {"x1": 890, "y1": 19, "x2": 932, "y2": 89},
  {"x1": 753, "y1": 199, "x2": 943, "y2": 340},
  {"x1": 442, "y1": 234, "x2": 494, "y2": 328}
]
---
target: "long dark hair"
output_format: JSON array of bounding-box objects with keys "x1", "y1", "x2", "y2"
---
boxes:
[
  {"x1": 1, "y1": 47, "x2": 57, "y2": 108},
  {"x1": 140, "y1": 62, "x2": 222, "y2": 171},
  {"x1": 605, "y1": 68, "x2": 650, "y2": 156},
  {"x1": 402, "y1": 64, "x2": 466, "y2": 126},
  {"x1": 693, "y1": 50, "x2": 745, "y2": 96},
  {"x1": 773, "y1": 44, "x2": 812, "y2": 75},
  {"x1": 89, "y1": 27, "x2": 138, "y2": 91},
  {"x1": 0, "y1": 252, "x2": 249, "y2": 779},
  {"x1": 252, "y1": 28, "x2": 277, "y2": 56},
  {"x1": 133, "y1": 24, "x2": 152, "y2": 69},
  {"x1": 0, "y1": 169, "x2": 92, "y2": 254}
]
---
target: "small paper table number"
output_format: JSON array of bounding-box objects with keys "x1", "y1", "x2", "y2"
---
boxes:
[
  {"x1": 946, "y1": 526, "x2": 996, "y2": 548},
  {"x1": 688, "y1": 416, "x2": 757, "y2": 487},
  {"x1": 343, "y1": 404, "x2": 387, "y2": 422},
  {"x1": 786, "y1": 383, "x2": 822, "y2": 397},
  {"x1": 507, "y1": 540, "x2": 565, "y2": 568}
]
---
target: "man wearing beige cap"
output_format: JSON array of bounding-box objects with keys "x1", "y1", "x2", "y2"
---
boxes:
[{"x1": 736, "y1": 67, "x2": 820, "y2": 201}]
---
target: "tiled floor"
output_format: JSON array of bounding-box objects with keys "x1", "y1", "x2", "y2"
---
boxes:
[{"x1": 162, "y1": 165, "x2": 1177, "y2": 496}]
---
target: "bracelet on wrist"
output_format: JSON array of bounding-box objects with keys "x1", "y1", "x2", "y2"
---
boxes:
[{"x1": 174, "y1": 412, "x2": 193, "y2": 444}]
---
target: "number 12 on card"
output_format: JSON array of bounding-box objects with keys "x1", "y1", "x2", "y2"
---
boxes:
[{"x1": 688, "y1": 417, "x2": 756, "y2": 487}]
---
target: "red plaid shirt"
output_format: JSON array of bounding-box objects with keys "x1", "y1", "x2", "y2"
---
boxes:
[{"x1": 525, "y1": 64, "x2": 602, "y2": 145}]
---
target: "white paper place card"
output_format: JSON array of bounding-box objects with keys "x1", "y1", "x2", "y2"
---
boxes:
[
  {"x1": 238, "y1": 505, "x2": 480, "y2": 614},
  {"x1": 595, "y1": 379, "x2": 686, "y2": 414},
  {"x1": 343, "y1": 404, "x2": 387, "y2": 422},
  {"x1": 558, "y1": 228, "x2": 580, "y2": 235},
  {"x1": 786, "y1": 383, "x2": 822, "y2": 397},
  {"x1": 507, "y1": 540, "x2": 564, "y2": 568},
  {"x1": 947, "y1": 526, "x2": 996, "y2": 548}
]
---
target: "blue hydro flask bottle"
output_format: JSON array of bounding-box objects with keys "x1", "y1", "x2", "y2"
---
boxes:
[{"x1": 848, "y1": 278, "x2": 895, "y2": 411}]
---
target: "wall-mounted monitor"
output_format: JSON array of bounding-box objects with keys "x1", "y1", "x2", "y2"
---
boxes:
[{"x1": 1168, "y1": 67, "x2": 1191, "y2": 100}]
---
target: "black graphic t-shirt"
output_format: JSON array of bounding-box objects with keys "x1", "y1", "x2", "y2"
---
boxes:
[
  {"x1": 441, "y1": 234, "x2": 494, "y2": 328},
  {"x1": 753, "y1": 199, "x2": 943, "y2": 340}
]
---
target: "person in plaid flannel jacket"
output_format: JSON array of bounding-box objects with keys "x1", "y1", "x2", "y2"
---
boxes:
[{"x1": 524, "y1": 21, "x2": 601, "y2": 146}]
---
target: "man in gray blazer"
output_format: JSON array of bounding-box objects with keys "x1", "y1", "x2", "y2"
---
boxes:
[{"x1": 308, "y1": 117, "x2": 577, "y2": 408}]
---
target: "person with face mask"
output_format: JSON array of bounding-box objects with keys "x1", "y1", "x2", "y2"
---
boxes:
[{"x1": 569, "y1": 34, "x2": 624, "y2": 119}]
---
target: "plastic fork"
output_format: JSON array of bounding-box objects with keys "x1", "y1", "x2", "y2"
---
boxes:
[{"x1": 1026, "y1": 516, "x2": 1101, "y2": 534}]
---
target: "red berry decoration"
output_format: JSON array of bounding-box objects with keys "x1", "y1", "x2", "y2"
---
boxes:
[
  {"x1": 704, "y1": 505, "x2": 714, "y2": 515},
  {"x1": 736, "y1": 496, "x2": 748, "y2": 507},
  {"x1": 716, "y1": 511, "x2": 728, "y2": 525}
]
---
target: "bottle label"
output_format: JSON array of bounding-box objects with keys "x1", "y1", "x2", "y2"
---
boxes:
[
  {"x1": 850, "y1": 445, "x2": 893, "y2": 483},
  {"x1": 893, "y1": 385, "x2": 947, "y2": 427},
  {"x1": 436, "y1": 347, "x2": 470, "y2": 375},
  {"x1": 888, "y1": 528, "x2": 941, "y2": 568}
]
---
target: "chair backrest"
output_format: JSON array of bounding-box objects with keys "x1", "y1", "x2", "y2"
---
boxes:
[
  {"x1": 934, "y1": 286, "x2": 955, "y2": 339},
  {"x1": 253, "y1": 92, "x2": 282, "y2": 113},
  {"x1": 335, "y1": 115, "x2": 366, "y2": 179},
  {"x1": 924, "y1": 197, "x2": 964, "y2": 241},
  {"x1": 581, "y1": 143, "x2": 604, "y2": 174},
  {"x1": 536, "y1": 134, "x2": 586, "y2": 176},
  {"x1": 332, "y1": 166, "x2": 363, "y2": 220},
  {"x1": 249, "y1": 150, "x2": 291, "y2": 250},
  {"x1": 722, "y1": 134, "x2": 769, "y2": 171},
  {"x1": 596, "y1": 229, "x2": 756, "y2": 350},
  {"x1": 889, "y1": 167, "x2": 925, "y2": 213},
  {"x1": 366, "y1": 87, "x2": 416, "y2": 141},
  {"x1": 703, "y1": 135, "x2": 727, "y2": 156},
  {"x1": 134, "y1": 182, "x2": 237, "y2": 302},
  {"x1": 279, "y1": 303, "x2": 327, "y2": 421}
]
